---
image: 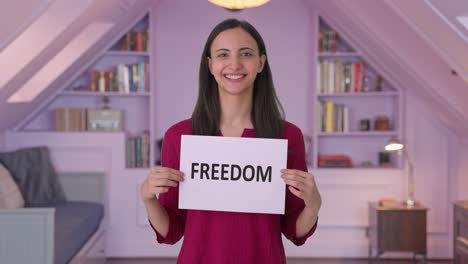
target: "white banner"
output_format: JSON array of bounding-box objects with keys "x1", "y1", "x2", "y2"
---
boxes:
[{"x1": 179, "y1": 135, "x2": 287, "y2": 214}]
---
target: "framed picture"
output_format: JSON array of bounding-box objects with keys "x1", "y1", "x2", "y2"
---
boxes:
[{"x1": 87, "y1": 109, "x2": 123, "y2": 131}]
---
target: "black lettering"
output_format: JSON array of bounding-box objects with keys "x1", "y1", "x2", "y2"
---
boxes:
[
  {"x1": 191, "y1": 163, "x2": 199, "y2": 179},
  {"x1": 257, "y1": 166, "x2": 272, "y2": 182},
  {"x1": 231, "y1": 164, "x2": 241, "y2": 181},
  {"x1": 201, "y1": 163, "x2": 210, "y2": 179},
  {"x1": 243, "y1": 165, "x2": 255, "y2": 182},
  {"x1": 221, "y1": 164, "x2": 229, "y2": 180},
  {"x1": 211, "y1": 163, "x2": 220, "y2": 180}
]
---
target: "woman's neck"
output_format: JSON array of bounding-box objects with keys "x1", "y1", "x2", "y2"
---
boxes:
[{"x1": 219, "y1": 93, "x2": 253, "y2": 132}]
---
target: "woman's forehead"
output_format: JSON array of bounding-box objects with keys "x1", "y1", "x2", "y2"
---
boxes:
[{"x1": 211, "y1": 28, "x2": 258, "y2": 51}]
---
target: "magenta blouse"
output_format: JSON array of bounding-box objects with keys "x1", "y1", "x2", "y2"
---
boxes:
[{"x1": 150, "y1": 119, "x2": 317, "y2": 264}]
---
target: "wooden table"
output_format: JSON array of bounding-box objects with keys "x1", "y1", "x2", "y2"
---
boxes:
[{"x1": 368, "y1": 202, "x2": 428, "y2": 263}]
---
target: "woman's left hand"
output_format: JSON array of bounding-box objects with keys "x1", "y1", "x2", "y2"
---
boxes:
[{"x1": 281, "y1": 169, "x2": 322, "y2": 212}]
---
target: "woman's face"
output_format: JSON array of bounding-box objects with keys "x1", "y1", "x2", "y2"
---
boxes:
[{"x1": 208, "y1": 27, "x2": 266, "y2": 97}]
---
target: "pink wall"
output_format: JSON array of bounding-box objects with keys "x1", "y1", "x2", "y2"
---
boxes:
[{"x1": 152, "y1": 0, "x2": 313, "y2": 137}]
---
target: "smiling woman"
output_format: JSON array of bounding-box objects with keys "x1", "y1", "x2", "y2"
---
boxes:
[{"x1": 140, "y1": 18, "x2": 321, "y2": 264}]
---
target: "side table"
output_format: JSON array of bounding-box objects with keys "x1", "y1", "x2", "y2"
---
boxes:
[
  {"x1": 368, "y1": 202, "x2": 428, "y2": 263},
  {"x1": 453, "y1": 200, "x2": 468, "y2": 264}
]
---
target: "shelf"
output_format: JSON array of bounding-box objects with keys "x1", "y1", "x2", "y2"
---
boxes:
[
  {"x1": 60, "y1": 91, "x2": 150, "y2": 97},
  {"x1": 104, "y1": 51, "x2": 149, "y2": 57},
  {"x1": 317, "y1": 131, "x2": 398, "y2": 137},
  {"x1": 317, "y1": 92, "x2": 399, "y2": 98},
  {"x1": 318, "y1": 51, "x2": 360, "y2": 57}
]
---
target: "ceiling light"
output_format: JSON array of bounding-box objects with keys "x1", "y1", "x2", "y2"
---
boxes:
[{"x1": 208, "y1": 0, "x2": 270, "y2": 10}]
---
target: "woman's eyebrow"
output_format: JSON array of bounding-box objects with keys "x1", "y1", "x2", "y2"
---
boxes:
[
  {"x1": 215, "y1": 48, "x2": 230, "y2": 53},
  {"x1": 215, "y1": 47, "x2": 255, "y2": 53}
]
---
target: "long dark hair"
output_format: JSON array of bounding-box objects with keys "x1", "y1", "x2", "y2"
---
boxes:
[{"x1": 191, "y1": 18, "x2": 284, "y2": 139}]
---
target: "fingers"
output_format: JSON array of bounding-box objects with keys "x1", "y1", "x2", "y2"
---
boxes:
[
  {"x1": 150, "y1": 166, "x2": 184, "y2": 182},
  {"x1": 145, "y1": 166, "x2": 185, "y2": 196},
  {"x1": 288, "y1": 185, "x2": 303, "y2": 198},
  {"x1": 281, "y1": 169, "x2": 309, "y2": 178}
]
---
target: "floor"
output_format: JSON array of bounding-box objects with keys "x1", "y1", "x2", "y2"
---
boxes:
[{"x1": 106, "y1": 258, "x2": 452, "y2": 264}]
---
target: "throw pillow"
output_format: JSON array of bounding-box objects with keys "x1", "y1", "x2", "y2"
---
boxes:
[
  {"x1": 0, "y1": 146, "x2": 67, "y2": 207},
  {"x1": 0, "y1": 163, "x2": 25, "y2": 209}
]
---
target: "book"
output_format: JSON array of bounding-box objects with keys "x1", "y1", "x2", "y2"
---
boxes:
[{"x1": 378, "y1": 198, "x2": 400, "y2": 208}]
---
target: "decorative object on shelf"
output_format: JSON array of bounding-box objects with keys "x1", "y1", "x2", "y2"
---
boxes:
[
  {"x1": 385, "y1": 139, "x2": 415, "y2": 207},
  {"x1": 208, "y1": 0, "x2": 270, "y2": 10},
  {"x1": 362, "y1": 75, "x2": 370, "y2": 92},
  {"x1": 360, "y1": 160, "x2": 374, "y2": 167},
  {"x1": 318, "y1": 154, "x2": 352, "y2": 168},
  {"x1": 374, "y1": 115, "x2": 390, "y2": 131},
  {"x1": 376, "y1": 75, "x2": 383, "y2": 92},
  {"x1": 359, "y1": 118, "x2": 370, "y2": 131},
  {"x1": 378, "y1": 151, "x2": 391, "y2": 167},
  {"x1": 87, "y1": 96, "x2": 122, "y2": 132}
]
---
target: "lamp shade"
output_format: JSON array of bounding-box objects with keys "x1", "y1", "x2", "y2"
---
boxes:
[
  {"x1": 385, "y1": 139, "x2": 404, "y2": 152},
  {"x1": 208, "y1": 0, "x2": 270, "y2": 10}
]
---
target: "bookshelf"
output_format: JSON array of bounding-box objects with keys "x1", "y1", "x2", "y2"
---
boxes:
[
  {"x1": 313, "y1": 17, "x2": 402, "y2": 169},
  {"x1": 20, "y1": 13, "x2": 153, "y2": 169}
]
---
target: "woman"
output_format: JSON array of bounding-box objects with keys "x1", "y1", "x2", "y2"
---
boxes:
[{"x1": 141, "y1": 18, "x2": 321, "y2": 263}]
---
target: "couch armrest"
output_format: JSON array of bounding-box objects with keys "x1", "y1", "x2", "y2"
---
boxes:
[{"x1": 0, "y1": 208, "x2": 55, "y2": 264}]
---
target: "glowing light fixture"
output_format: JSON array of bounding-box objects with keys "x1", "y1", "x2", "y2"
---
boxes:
[
  {"x1": 385, "y1": 139, "x2": 415, "y2": 207},
  {"x1": 208, "y1": 0, "x2": 270, "y2": 10}
]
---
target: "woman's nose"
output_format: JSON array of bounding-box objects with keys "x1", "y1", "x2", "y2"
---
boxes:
[{"x1": 228, "y1": 56, "x2": 242, "y2": 70}]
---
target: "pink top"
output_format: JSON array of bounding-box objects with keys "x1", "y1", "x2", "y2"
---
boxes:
[{"x1": 151, "y1": 119, "x2": 317, "y2": 264}]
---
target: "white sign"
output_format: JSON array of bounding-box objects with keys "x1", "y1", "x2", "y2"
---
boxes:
[{"x1": 179, "y1": 135, "x2": 287, "y2": 214}]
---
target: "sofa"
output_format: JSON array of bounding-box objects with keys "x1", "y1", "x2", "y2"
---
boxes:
[{"x1": 0, "y1": 146, "x2": 106, "y2": 264}]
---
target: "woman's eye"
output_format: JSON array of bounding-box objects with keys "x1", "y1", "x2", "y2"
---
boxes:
[
  {"x1": 217, "y1": 53, "x2": 228, "y2": 58},
  {"x1": 241, "y1": 52, "x2": 253, "y2": 57}
]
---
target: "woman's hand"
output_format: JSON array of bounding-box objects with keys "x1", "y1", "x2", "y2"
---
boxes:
[
  {"x1": 281, "y1": 169, "x2": 321, "y2": 212},
  {"x1": 141, "y1": 166, "x2": 184, "y2": 201}
]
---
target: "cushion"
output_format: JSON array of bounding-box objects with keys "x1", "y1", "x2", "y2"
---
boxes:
[
  {"x1": 0, "y1": 146, "x2": 67, "y2": 207},
  {"x1": 0, "y1": 163, "x2": 25, "y2": 209},
  {"x1": 54, "y1": 202, "x2": 104, "y2": 264}
]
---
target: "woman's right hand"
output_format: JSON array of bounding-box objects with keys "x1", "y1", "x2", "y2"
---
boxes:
[{"x1": 141, "y1": 166, "x2": 184, "y2": 201}]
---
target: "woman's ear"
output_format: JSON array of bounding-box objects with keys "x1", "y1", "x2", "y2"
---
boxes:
[{"x1": 258, "y1": 54, "x2": 266, "y2": 73}]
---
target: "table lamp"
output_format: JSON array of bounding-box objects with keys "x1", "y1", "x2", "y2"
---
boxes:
[{"x1": 385, "y1": 139, "x2": 415, "y2": 207}]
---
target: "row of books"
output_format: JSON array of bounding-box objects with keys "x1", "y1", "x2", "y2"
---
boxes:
[
  {"x1": 318, "y1": 30, "x2": 337, "y2": 52},
  {"x1": 53, "y1": 108, "x2": 123, "y2": 132},
  {"x1": 126, "y1": 130, "x2": 150, "y2": 168},
  {"x1": 317, "y1": 101, "x2": 349, "y2": 133},
  {"x1": 119, "y1": 31, "x2": 148, "y2": 52},
  {"x1": 317, "y1": 61, "x2": 364, "y2": 94},
  {"x1": 89, "y1": 62, "x2": 149, "y2": 93}
]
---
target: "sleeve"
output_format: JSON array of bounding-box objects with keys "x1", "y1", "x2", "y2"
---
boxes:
[
  {"x1": 149, "y1": 127, "x2": 187, "y2": 244},
  {"x1": 281, "y1": 125, "x2": 318, "y2": 246}
]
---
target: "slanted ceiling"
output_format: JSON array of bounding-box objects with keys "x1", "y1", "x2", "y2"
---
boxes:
[
  {"x1": 0, "y1": 0, "x2": 467, "y2": 135},
  {"x1": 0, "y1": 0, "x2": 154, "y2": 132}
]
